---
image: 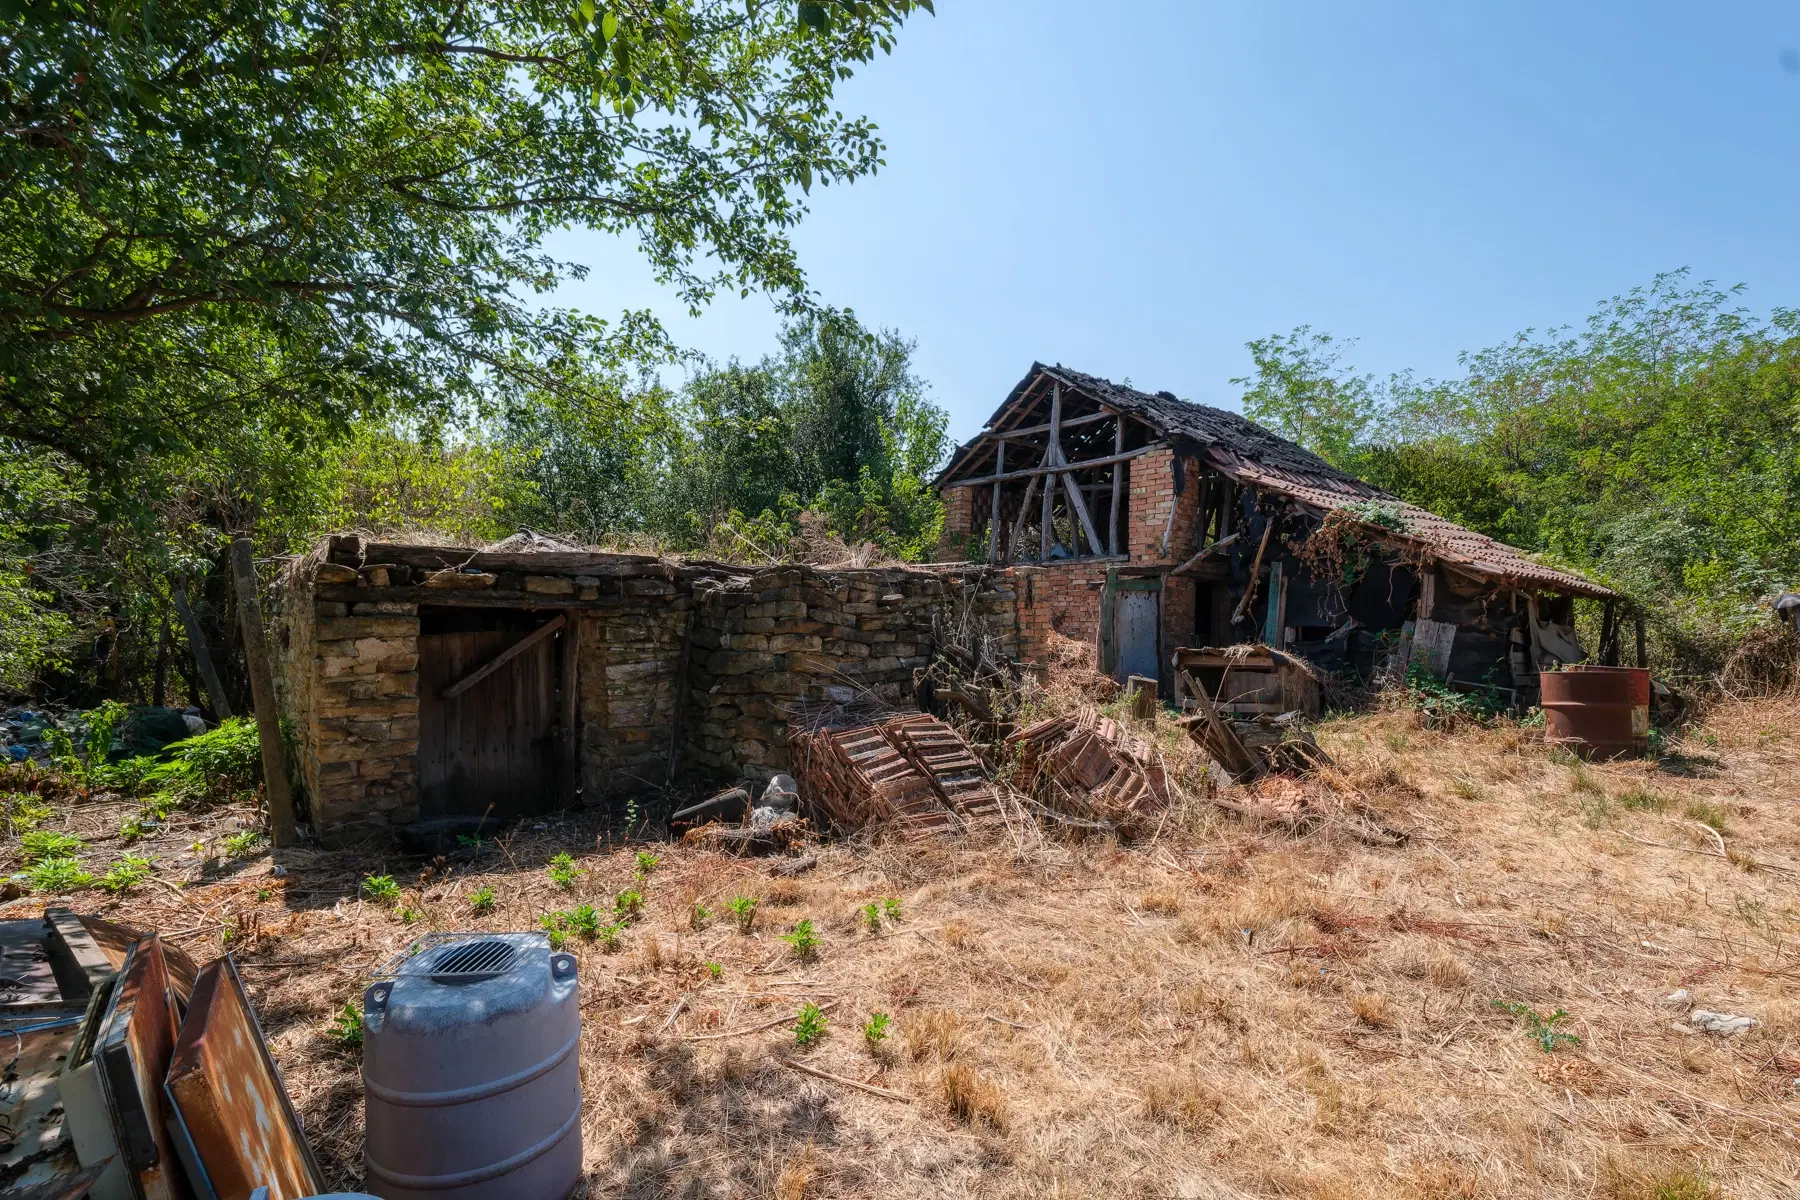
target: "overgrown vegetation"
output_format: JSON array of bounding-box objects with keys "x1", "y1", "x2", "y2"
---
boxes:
[{"x1": 1240, "y1": 273, "x2": 1800, "y2": 679}]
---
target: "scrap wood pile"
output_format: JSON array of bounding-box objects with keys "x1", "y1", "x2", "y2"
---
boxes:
[
  {"x1": 1177, "y1": 670, "x2": 1333, "y2": 783},
  {"x1": 1005, "y1": 709, "x2": 1171, "y2": 835},
  {"x1": 0, "y1": 909, "x2": 324, "y2": 1198},
  {"x1": 787, "y1": 704, "x2": 1013, "y2": 838}
]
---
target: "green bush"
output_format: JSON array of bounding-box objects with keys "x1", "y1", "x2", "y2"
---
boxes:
[
  {"x1": 28, "y1": 856, "x2": 93, "y2": 893},
  {"x1": 99, "y1": 854, "x2": 152, "y2": 895},
  {"x1": 19, "y1": 830, "x2": 83, "y2": 863}
]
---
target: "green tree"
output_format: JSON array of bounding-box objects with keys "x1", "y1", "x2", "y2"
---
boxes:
[
  {"x1": 1234, "y1": 326, "x2": 1380, "y2": 470},
  {"x1": 0, "y1": 0, "x2": 933, "y2": 488}
]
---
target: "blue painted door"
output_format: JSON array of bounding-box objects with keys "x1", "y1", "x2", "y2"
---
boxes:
[{"x1": 1116, "y1": 589, "x2": 1160, "y2": 682}]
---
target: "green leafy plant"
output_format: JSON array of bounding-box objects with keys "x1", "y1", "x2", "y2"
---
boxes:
[
  {"x1": 139, "y1": 791, "x2": 181, "y2": 822},
  {"x1": 567, "y1": 904, "x2": 603, "y2": 940},
  {"x1": 118, "y1": 816, "x2": 150, "y2": 843},
  {"x1": 781, "y1": 918, "x2": 821, "y2": 960},
  {"x1": 705, "y1": 960, "x2": 723, "y2": 980},
  {"x1": 613, "y1": 888, "x2": 645, "y2": 919},
  {"x1": 220, "y1": 830, "x2": 266, "y2": 859},
  {"x1": 1685, "y1": 801, "x2": 1729, "y2": 832},
  {"x1": 139, "y1": 718, "x2": 262, "y2": 797},
  {"x1": 882, "y1": 896, "x2": 902, "y2": 922},
  {"x1": 0, "y1": 792, "x2": 51, "y2": 836},
  {"x1": 1492, "y1": 999, "x2": 1581, "y2": 1052},
  {"x1": 726, "y1": 895, "x2": 758, "y2": 933},
  {"x1": 547, "y1": 852, "x2": 583, "y2": 890},
  {"x1": 793, "y1": 1001, "x2": 828, "y2": 1046},
  {"x1": 468, "y1": 885, "x2": 497, "y2": 914},
  {"x1": 860, "y1": 901, "x2": 883, "y2": 932},
  {"x1": 1616, "y1": 787, "x2": 1669, "y2": 812},
  {"x1": 634, "y1": 850, "x2": 660, "y2": 877},
  {"x1": 19, "y1": 830, "x2": 83, "y2": 863},
  {"x1": 538, "y1": 912, "x2": 570, "y2": 950},
  {"x1": 690, "y1": 901, "x2": 712, "y2": 930},
  {"x1": 328, "y1": 1001, "x2": 364, "y2": 1047},
  {"x1": 597, "y1": 921, "x2": 625, "y2": 951},
  {"x1": 863, "y1": 1010, "x2": 892, "y2": 1046},
  {"x1": 256, "y1": 888, "x2": 272, "y2": 902},
  {"x1": 28, "y1": 856, "x2": 94, "y2": 893},
  {"x1": 396, "y1": 905, "x2": 421, "y2": 924},
  {"x1": 99, "y1": 853, "x2": 152, "y2": 895},
  {"x1": 362, "y1": 874, "x2": 402, "y2": 904}
]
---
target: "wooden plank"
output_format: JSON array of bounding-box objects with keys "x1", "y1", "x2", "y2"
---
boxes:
[
  {"x1": 441, "y1": 613, "x2": 565, "y2": 700},
  {"x1": 1170, "y1": 532, "x2": 1239, "y2": 577},
  {"x1": 944, "y1": 444, "x2": 1160, "y2": 489},
  {"x1": 170, "y1": 577, "x2": 232, "y2": 720},
  {"x1": 1230, "y1": 514, "x2": 1278, "y2": 626},
  {"x1": 1060, "y1": 468, "x2": 1106, "y2": 556},
  {"x1": 165, "y1": 957, "x2": 325, "y2": 1200}
]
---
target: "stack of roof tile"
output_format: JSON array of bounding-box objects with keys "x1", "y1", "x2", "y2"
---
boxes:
[
  {"x1": 787, "y1": 710, "x2": 1005, "y2": 836},
  {"x1": 1006, "y1": 709, "x2": 1170, "y2": 832}
]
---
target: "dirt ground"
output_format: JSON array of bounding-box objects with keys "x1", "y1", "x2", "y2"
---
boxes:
[{"x1": 8, "y1": 693, "x2": 1800, "y2": 1199}]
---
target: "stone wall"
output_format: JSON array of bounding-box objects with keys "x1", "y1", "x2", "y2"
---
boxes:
[{"x1": 279, "y1": 537, "x2": 1017, "y2": 842}]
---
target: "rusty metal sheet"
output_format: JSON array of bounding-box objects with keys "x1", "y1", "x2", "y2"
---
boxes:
[
  {"x1": 76, "y1": 915, "x2": 197, "y2": 1005},
  {"x1": 95, "y1": 935, "x2": 184, "y2": 1200},
  {"x1": 164, "y1": 956, "x2": 323, "y2": 1200}
]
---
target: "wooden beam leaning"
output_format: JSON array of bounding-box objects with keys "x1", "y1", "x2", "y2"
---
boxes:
[
  {"x1": 1109, "y1": 410, "x2": 1123, "y2": 556},
  {"x1": 944, "y1": 444, "x2": 1160, "y2": 488},
  {"x1": 441, "y1": 613, "x2": 566, "y2": 700},
  {"x1": 1230, "y1": 514, "x2": 1278, "y2": 626},
  {"x1": 1006, "y1": 474, "x2": 1040, "y2": 564},
  {"x1": 1170, "y1": 532, "x2": 1239, "y2": 577},
  {"x1": 229, "y1": 538, "x2": 297, "y2": 848},
  {"x1": 1060, "y1": 464, "x2": 1106, "y2": 556}
]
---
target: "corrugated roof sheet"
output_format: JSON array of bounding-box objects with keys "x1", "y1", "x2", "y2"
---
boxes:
[{"x1": 943, "y1": 363, "x2": 1615, "y2": 599}]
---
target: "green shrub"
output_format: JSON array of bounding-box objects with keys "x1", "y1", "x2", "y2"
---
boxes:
[
  {"x1": 99, "y1": 853, "x2": 152, "y2": 895},
  {"x1": 567, "y1": 904, "x2": 603, "y2": 940},
  {"x1": 0, "y1": 792, "x2": 51, "y2": 836},
  {"x1": 141, "y1": 717, "x2": 262, "y2": 796},
  {"x1": 793, "y1": 1002, "x2": 828, "y2": 1046},
  {"x1": 538, "y1": 912, "x2": 570, "y2": 950},
  {"x1": 781, "y1": 918, "x2": 821, "y2": 960},
  {"x1": 328, "y1": 1001, "x2": 364, "y2": 1046},
  {"x1": 634, "y1": 850, "x2": 660, "y2": 877},
  {"x1": 468, "y1": 885, "x2": 497, "y2": 914},
  {"x1": 362, "y1": 874, "x2": 402, "y2": 904},
  {"x1": 28, "y1": 856, "x2": 93, "y2": 893},
  {"x1": 726, "y1": 894, "x2": 757, "y2": 933},
  {"x1": 19, "y1": 830, "x2": 83, "y2": 863},
  {"x1": 613, "y1": 888, "x2": 644, "y2": 919},
  {"x1": 1492, "y1": 999, "x2": 1580, "y2": 1052},
  {"x1": 220, "y1": 830, "x2": 266, "y2": 859},
  {"x1": 863, "y1": 1010, "x2": 892, "y2": 1046},
  {"x1": 547, "y1": 852, "x2": 582, "y2": 890}
]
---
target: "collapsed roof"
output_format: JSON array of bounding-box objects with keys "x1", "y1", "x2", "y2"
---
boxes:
[{"x1": 938, "y1": 362, "x2": 1613, "y2": 599}]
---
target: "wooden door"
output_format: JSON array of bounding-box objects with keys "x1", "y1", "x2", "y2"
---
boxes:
[{"x1": 418, "y1": 624, "x2": 561, "y2": 819}]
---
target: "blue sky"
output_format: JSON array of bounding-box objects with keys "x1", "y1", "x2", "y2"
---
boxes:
[{"x1": 546, "y1": 2, "x2": 1800, "y2": 444}]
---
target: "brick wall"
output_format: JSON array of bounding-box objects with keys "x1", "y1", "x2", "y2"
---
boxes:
[
  {"x1": 1007, "y1": 561, "x2": 1112, "y2": 669},
  {"x1": 1130, "y1": 448, "x2": 1174, "y2": 561},
  {"x1": 936, "y1": 486, "x2": 975, "y2": 562}
]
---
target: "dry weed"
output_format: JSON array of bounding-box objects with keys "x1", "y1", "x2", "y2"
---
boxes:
[
  {"x1": 941, "y1": 1061, "x2": 1007, "y2": 1131},
  {"x1": 1140, "y1": 1070, "x2": 1222, "y2": 1131},
  {"x1": 1138, "y1": 887, "x2": 1182, "y2": 915},
  {"x1": 1598, "y1": 1157, "x2": 1720, "y2": 1200},
  {"x1": 906, "y1": 1009, "x2": 962, "y2": 1062},
  {"x1": 774, "y1": 1142, "x2": 819, "y2": 1200},
  {"x1": 1351, "y1": 991, "x2": 1393, "y2": 1028}
]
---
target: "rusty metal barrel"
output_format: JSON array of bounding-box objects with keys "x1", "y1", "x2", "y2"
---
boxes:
[{"x1": 1540, "y1": 666, "x2": 1651, "y2": 759}]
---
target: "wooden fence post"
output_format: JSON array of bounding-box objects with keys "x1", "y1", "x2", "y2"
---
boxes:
[
  {"x1": 171, "y1": 577, "x2": 233, "y2": 720},
  {"x1": 228, "y1": 539, "x2": 298, "y2": 847}
]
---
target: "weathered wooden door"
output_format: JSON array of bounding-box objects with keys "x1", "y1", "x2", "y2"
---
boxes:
[
  {"x1": 418, "y1": 620, "x2": 561, "y2": 818},
  {"x1": 1115, "y1": 587, "x2": 1161, "y2": 683}
]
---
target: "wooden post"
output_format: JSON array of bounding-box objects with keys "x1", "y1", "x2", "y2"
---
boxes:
[
  {"x1": 562, "y1": 615, "x2": 580, "y2": 801},
  {"x1": 1007, "y1": 475, "x2": 1039, "y2": 564},
  {"x1": 1109, "y1": 410, "x2": 1123, "y2": 556},
  {"x1": 987, "y1": 440, "x2": 1003, "y2": 563},
  {"x1": 1264, "y1": 561, "x2": 1284, "y2": 646},
  {"x1": 1041, "y1": 384, "x2": 1062, "y2": 561},
  {"x1": 171, "y1": 577, "x2": 233, "y2": 720},
  {"x1": 228, "y1": 538, "x2": 297, "y2": 848}
]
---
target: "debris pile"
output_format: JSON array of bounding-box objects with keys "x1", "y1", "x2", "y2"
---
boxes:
[
  {"x1": 787, "y1": 709, "x2": 1008, "y2": 837},
  {"x1": 679, "y1": 775, "x2": 812, "y2": 855},
  {"x1": 1005, "y1": 709, "x2": 1170, "y2": 834},
  {"x1": 0, "y1": 909, "x2": 323, "y2": 1197},
  {"x1": 1178, "y1": 671, "x2": 1332, "y2": 783}
]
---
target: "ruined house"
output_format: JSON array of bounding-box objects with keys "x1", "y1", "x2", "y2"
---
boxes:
[
  {"x1": 275, "y1": 536, "x2": 1016, "y2": 845},
  {"x1": 934, "y1": 363, "x2": 1628, "y2": 698}
]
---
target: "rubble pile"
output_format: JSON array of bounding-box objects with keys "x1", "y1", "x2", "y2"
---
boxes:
[{"x1": 1005, "y1": 710, "x2": 1170, "y2": 833}]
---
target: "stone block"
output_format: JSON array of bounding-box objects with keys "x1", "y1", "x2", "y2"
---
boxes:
[
  {"x1": 352, "y1": 601, "x2": 420, "y2": 616},
  {"x1": 624, "y1": 577, "x2": 675, "y2": 597},
  {"x1": 526, "y1": 574, "x2": 575, "y2": 595},
  {"x1": 319, "y1": 617, "x2": 417, "y2": 643},
  {"x1": 314, "y1": 602, "x2": 349, "y2": 618}
]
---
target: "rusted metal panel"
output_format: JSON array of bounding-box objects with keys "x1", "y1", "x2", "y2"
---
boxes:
[
  {"x1": 94, "y1": 935, "x2": 184, "y2": 1200},
  {"x1": 164, "y1": 956, "x2": 324, "y2": 1200},
  {"x1": 77, "y1": 914, "x2": 198, "y2": 1004}
]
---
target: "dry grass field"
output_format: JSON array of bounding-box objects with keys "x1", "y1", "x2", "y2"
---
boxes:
[{"x1": 10, "y1": 692, "x2": 1800, "y2": 1199}]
